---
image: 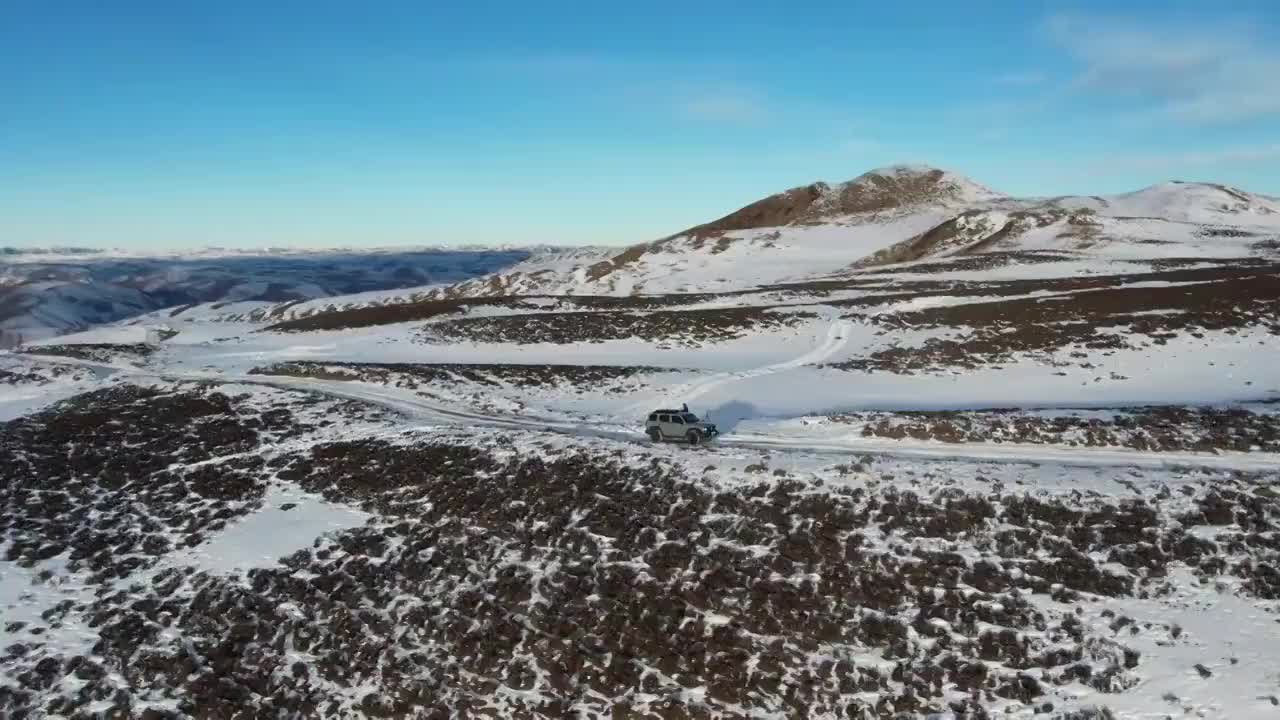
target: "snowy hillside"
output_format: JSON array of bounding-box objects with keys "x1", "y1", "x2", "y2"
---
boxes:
[
  {"x1": 204, "y1": 166, "x2": 1278, "y2": 327},
  {"x1": 1051, "y1": 181, "x2": 1280, "y2": 224},
  {"x1": 3, "y1": 165, "x2": 1279, "y2": 719},
  {"x1": 116, "y1": 246, "x2": 616, "y2": 326},
  {"x1": 11, "y1": 168, "x2": 1278, "y2": 341}
]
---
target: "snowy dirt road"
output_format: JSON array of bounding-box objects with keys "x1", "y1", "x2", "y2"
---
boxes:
[
  {"x1": 625, "y1": 317, "x2": 855, "y2": 415},
  {"x1": 17, "y1": 327, "x2": 1280, "y2": 473}
]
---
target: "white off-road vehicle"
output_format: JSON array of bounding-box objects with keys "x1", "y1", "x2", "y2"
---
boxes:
[{"x1": 645, "y1": 406, "x2": 719, "y2": 445}]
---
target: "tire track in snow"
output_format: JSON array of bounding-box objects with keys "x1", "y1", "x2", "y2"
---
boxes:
[
  {"x1": 624, "y1": 317, "x2": 854, "y2": 418},
  {"x1": 721, "y1": 433, "x2": 1280, "y2": 472},
  {"x1": 237, "y1": 373, "x2": 1277, "y2": 471},
  {"x1": 159, "y1": 373, "x2": 1280, "y2": 471},
  {"x1": 21, "y1": 347, "x2": 1280, "y2": 471}
]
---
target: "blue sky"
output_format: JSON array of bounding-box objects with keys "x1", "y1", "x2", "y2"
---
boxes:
[{"x1": 2, "y1": 1, "x2": 1278, "y2": 249}]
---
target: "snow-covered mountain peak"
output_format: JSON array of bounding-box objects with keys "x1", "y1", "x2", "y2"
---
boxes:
[
  {"x1": 1043, "y1": 180, "x2": 1280, "y2": 225},
  {"x1": 673, "y1": 164, "x2": 1004, "y2": 241},
  {"x1": 847, "y1": 163, "x2": 999, "y2": 195},
  {"x1": 817, "y1": 164, "x2": 1007, "y2": 217},
  {"x1": 1127, "y1": 181, "x2": 1278, "y2": 218},
  {"x1": 8, "y1": 167, "x2": 1279, "y2": 341},
  {"x1": 250, "y1": 167, "x2": 1277, "y2": 311}
]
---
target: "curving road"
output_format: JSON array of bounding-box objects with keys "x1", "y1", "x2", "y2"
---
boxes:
[{"x1": 15, "y1": 328, "x2": 1280, "y2": 472}]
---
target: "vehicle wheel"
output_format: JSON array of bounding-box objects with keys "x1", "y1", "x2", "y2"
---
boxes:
[
  {"x1": 686, "y1": 430, "x2": 701, "y2": 446},
  {"x1": 647, "y1": 428, "x2": 661, "y2": 442}
]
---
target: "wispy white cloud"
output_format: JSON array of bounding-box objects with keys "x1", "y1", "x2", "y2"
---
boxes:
[
  {"x1": 839, "y1": 138, "x2": 883, "y2": 154},
  {"x1": 678, "y1": 86, "x2": 771, "y2": 124},
  {"x1": 1162, "y1": 92, "x2": 1280, "y2": 125},
  {"x1": 991, "y1": 71, "x2": 1046, "y2": 87},
  {"x1": 1046, "y1": 13, "x2": 1280, "y2": 125},
  {"x1": 1101, "y1": 144, "x2": 1280, "y2": 170},
  {"x1": 463, "y1": 52, "x2": 775, "y2": 126},
  {"x1": 976, "y1": 127, "x2": 1008, "y2": 143},
  {"x1": 448, "y1": 50, "x2": 631, "y2": 84}
]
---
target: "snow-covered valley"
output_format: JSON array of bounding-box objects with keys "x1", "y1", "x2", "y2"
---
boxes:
[{"x1": 3, "y1": 166, "x2": 1279, "y2": 719}]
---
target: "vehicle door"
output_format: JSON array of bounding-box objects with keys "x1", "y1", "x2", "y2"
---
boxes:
[
  {"x1": 663, "y1": 413, "x2": 685, "y2": 437},
  {"x1": 652, "y1": 414, "x2": 670, "y2": 436}
]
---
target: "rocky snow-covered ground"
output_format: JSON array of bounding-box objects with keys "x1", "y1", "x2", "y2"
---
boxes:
[
  {"x1": 3, "y1": 166, "x2": 1279, "y2": 718},
  {"x1": 1, "y1": 382, "x2": 1278, "y2": 719}
]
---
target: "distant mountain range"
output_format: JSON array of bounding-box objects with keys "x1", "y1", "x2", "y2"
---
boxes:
[
  {"x1": 1, "y1": 247, "x2": 105, "y2": 256},
  {"x1": 0, "y1": 247, "x2": 538, "y2": 342},
  {"x1": 211, "y1": 165, "x2": 1279, "y2": 328},
  {"x1": 6, "y1": 165, "x2": 1278, "y2": 341},
  {"x1": 7, "y1": 166, "x2": 1278, "y2": 720}
]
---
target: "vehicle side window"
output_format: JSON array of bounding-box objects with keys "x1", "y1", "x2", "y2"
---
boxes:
[
  {"x1": 659, "y1": 415, "x2": 670, "y2": 423},
  {"x1": 648, "y1": 413, "x2": 657, "y2": 421},
  {"x1": 672, "y1": 416, "x2": 685, "y2": 425}
]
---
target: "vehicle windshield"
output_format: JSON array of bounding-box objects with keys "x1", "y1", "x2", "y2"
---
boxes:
[{"x1": 681, "y1": 413, "x2": 699, "y2": 423}]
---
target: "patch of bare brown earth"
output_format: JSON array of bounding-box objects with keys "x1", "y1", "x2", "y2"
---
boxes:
[
  {"x1": 418, "y1": 307, "x2": 817, "y2": 346},
  {"x1": 678, "y1": 183, "x2": 833, "y2": 240},
  {"x1": 19, "y1": 343, "x2": 157, "y2": 363},
  {"x1": 4, "y1": 426, "x2": 1276, "y2": 718},
  {"x1": 0, "y1": 368, "x2": 44, "y2": 384},
  {"x1": 830, "y1": 263, "x2": 1280, "y2": 373},
  {"x1": 584, "y1": 243, "x2": 661, "y2": 282},
  {"x1": 677, "y1": 167, "x2": 977, "y2": 243},
  {"x1": 855, "y1": 251, "x2": 1073, "y2": 276},
  {"x1": 819, "y1": 168, "x2": 956, "y2": 216},
  {"x1": 837, "y1": 406, "x2": 1280, "y2": 453},
  {"x1": 249, "y1": 361, "x2": 676, "y2": 392},
  {"x1": 263, "y1": 293, "x2": 753, "y2": 333},
  {"x1": 0, "y1": 385, "x2": 385, "y2": 578},
  {"x1": 852, "y1": 209, "x2": 1101, "y2": 270},
  {"x1": 0, "y1": 362, "x2": 87, "y2": 385}
]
